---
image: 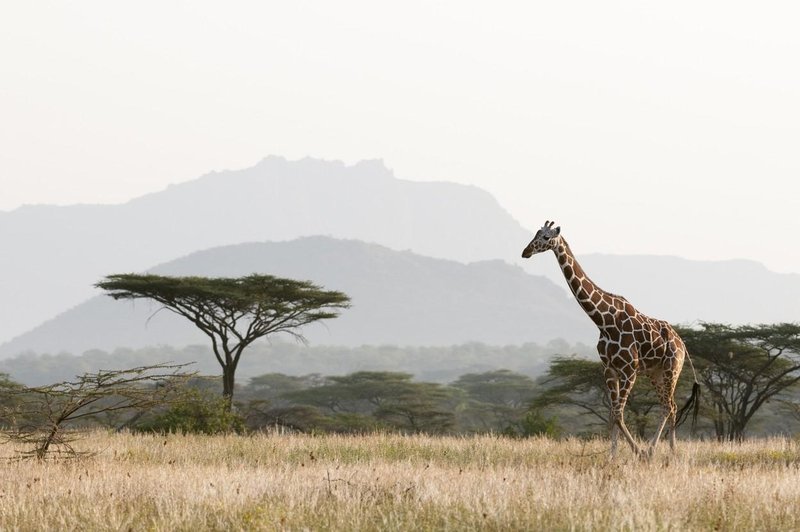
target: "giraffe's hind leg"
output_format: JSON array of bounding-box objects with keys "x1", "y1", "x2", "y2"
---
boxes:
[
  {"x1": 647, "y1": 334, "x2": 686, "y2": 456},
  {"x1": 647, "y1": 368, "x2": 678, "y2": 455}
]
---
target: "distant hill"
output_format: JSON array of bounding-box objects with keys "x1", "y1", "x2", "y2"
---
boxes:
[
  {"x1": 0, "y1": 156, "x2": 532, "y2": 342},
  {"x1": 0, "y1": 237, "x2": 594, "y2": 357}
]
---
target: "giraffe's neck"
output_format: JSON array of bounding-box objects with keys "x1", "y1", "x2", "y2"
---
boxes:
[{"x1": 553, "y1": 238, "x2": 608, "y2": 328}]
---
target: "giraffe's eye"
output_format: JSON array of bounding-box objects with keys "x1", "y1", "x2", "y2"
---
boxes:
[{"x1": 543, "y1": 235, "x2": 550, "y2": 241}]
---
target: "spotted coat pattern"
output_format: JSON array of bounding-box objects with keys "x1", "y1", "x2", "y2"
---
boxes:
[{"x1": 522, "y1": 221, "x2": 687, "y2": 456}]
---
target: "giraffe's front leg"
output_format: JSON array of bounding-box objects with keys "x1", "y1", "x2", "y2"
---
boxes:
[
  {"x1": 607, "y1": 376, "x2": 620, "y2": 458},
  {"x1": 609, "y1": 415, "x2": 620, "y2": 458},
  {"x1": 604, "y1": 366, "x2": 641, "y2": 457}
]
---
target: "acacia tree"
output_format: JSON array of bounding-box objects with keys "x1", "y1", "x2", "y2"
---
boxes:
[
  {"x1": 450, "y1": 370, "x2": 537, "y2": 433},
  {"x1": 97, "y1": 274, "x2": 350, "y2": 407},
  {"x1": 282, "y1": 372, "x2": 455, "y2": 433},
  {"x1": 677, "y1": 323, "x2": 800, "y2": 441}
]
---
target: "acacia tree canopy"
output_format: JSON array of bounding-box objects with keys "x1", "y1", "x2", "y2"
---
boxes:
[
  {"x1": 281, "y1": 371, "x2": 454, "y2": 434},
  {"x1": 676, "y1": 322, "x2": 800, "y2": 441},
  {"x1": 96, "y1": 273, "x2": 350, "y2": 406}
]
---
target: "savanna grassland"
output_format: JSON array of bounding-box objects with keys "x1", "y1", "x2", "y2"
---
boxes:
[{"x1": 2, "y1": 431, "x2": 800, "y2": 531}]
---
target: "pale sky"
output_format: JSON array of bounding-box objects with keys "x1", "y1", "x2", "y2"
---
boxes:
[{"x1": 2, "y1": 1, "x2": 799, "y2": 273}]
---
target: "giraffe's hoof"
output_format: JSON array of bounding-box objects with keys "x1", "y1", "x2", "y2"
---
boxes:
[
  {"x1": 639, "y1": 447, "x2": 656, "y2": 462},
  {"x1": 630, "y1": 446, "x2": 651, "y2": 460}
]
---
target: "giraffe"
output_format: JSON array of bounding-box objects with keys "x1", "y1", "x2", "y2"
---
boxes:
[{"x1": 521, "y1": 221, "x2": 698, "y2": 457}]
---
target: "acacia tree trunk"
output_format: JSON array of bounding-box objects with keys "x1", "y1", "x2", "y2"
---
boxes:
[
  {"x1": 214, "y1": 344, "x2": 239, "y2": 410},
  {"x1": 36, "y1": 422, "x2": 61, "y2": 459},
  {"x1": 714, "y1": 403, "x2": 726, "y2": 442},
  {"x1": 728, "y1": 418, "x2": 746, "y2": 442},
  {"x1": 222, "y1": 365, "x2": 236, "y2": 408}
]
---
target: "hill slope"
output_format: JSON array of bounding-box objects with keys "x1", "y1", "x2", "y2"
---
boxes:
[{"x1": 0, "y1": 237, "x2": 593, "y2": 356}]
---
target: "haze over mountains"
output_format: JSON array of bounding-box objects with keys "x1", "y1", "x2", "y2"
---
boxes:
[
  {"x1": 1, "y1": 156, "x2": 798, "y2": 358},
  {"x1": 0, "y1": 156, "x2": 529, "y2": 342}
]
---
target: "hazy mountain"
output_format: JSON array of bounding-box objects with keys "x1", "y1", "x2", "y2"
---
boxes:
[
  {"x1": 0, "y1": 237, "x2": 594, "y2": 357},
  {"x1": 3, "y1": 155, "x2": 797, "y2": 350},
  {"x1": 0, "y1": 156, "x2": 532, "y2": 342}
]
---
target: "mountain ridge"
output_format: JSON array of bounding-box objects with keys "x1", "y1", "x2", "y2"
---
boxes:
[
  {"x1": 0, "y1": 237, "x2": 593, "y2": 357},
  {"x1": 0, "y1": 156, "x2": 531, "y2": 342}
]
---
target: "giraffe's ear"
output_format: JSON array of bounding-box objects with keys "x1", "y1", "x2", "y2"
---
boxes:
[{"x1": 554, "y1": 226, "x2": 561, "y2": 235}]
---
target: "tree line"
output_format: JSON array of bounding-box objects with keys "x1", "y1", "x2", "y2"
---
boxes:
[
  {"x1": 231, "y1": 321, "x2": 800, "y2": 441},
  {"x1": 2, "y1": 321, "x2": 798, "y2": 454},
  {"x1": 0, "y1": 367, "x2": 558, "y2": 443}
]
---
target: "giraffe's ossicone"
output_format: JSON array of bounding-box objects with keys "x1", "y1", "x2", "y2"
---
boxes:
[{"x1": 522, "y1": 220, "x2": 699, "y2": 457}]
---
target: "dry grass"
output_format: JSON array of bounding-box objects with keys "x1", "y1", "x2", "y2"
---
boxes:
[{"x1": 1, "y1": 431, "x2": 800, "y2": 531}]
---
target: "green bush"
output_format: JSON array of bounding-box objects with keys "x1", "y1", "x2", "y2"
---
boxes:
[
  {"x1": 135, "y1": 389, "x2": 245, "y2": 434},
  {"x1": 504, "y1": 410, "x2": 562, "y2": 439}
]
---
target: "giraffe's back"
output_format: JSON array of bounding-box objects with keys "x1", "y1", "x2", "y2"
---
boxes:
[{"x1": 596, "y1": 302, "x2": 685, "y2": 375}]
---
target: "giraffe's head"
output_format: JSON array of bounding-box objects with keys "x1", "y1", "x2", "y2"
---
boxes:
[{"x1": 521, "y1": 220, "x2": 561, "y2": 258}]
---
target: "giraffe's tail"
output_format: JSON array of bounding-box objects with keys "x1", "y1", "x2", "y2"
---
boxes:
[
  {"x1": 676, "y1": 352, "x2": 701, "y2": 430},
  {"x1": 684, "y1": 348, "x2": 700, "y2": 385}
]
